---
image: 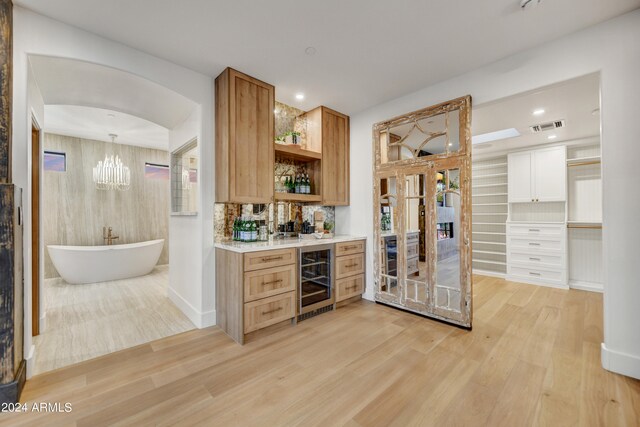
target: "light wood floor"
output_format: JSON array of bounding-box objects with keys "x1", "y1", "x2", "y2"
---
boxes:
[
  {"x1": 34, "y1": 265, "x2": 194, "y2": 374},
  {"x1": 4, "y1": 275, "x2": 639, "y2": 426}
]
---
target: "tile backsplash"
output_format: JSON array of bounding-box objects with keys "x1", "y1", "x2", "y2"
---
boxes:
[{"x1": 214, "y1": 203, "x2": 335, "y2": 241}]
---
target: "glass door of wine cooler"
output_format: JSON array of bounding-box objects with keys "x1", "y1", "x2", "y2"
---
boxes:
[{"x1": 299, "y1": 244, "x2": 334, "y2": 317}]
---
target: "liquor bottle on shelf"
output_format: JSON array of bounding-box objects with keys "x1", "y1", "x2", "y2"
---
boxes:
[
  {"x1": 295, "y1": 174, "x2": 301, "y2": 194},
  {"x1": 305, "y1": 173, "x2": 311, "y2": 194},
  {"x1": 233, "y1": 217, "x2": 239, "y2": 241},
  {"x1": 251, "y1": 220, "x2": 258, "y2": 242}
]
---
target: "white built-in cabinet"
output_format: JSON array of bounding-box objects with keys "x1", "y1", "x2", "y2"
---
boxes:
[
  {"x1": 507, "y1": 146, "x2": 568, "y2": 289},
  {"x1": 508, "y1": 146, "x2": 566, "y2": 203}
]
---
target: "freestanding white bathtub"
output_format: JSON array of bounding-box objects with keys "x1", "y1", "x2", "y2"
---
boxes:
[{"x1": 47, "y1": 239, "x2": 164, "y2": 284}]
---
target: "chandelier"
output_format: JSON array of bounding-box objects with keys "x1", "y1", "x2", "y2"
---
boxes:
[{"x1": 93, "y1": 134, "x2": 131, "y2": 191}]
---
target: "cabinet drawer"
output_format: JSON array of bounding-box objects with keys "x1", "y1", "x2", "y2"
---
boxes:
[
  {"x1": 243, "y1": 291, "x2": 295, "y2": 334},
  {"x1": 336, "y1": 253, "x2": 365, "y2": 279},
  {"x1": 244, "y1": 264, "x2": 296, "y2": 302},
  {"x1": 507, "y1": 224, "x2": 564, "y2": 237},
  {"x1": 335, "y1": 240, "x2": 365, "y2": 256},
  {"x1": 244, "y1": 248, "x2": 296, "y2": 272},
  {"x1": 407, "y1": 257, "x2": 419, "y2": 275},
  {"x1": 509, "y1": 251, "x2": 563, "y2": 268},
  {"x1": 336, "y1": 274, "x2": 364, "y2": 302},
  {"x1": 407, "y1": 233, "x2": 419, "y2": 243},
  {"x1": 509, "y1": 266, "x2": 564, "y2": 284},
  {"x1": 508, "y1": 237, "x2": 563, "y2": 251},
  {"x1": 407, "y1": 242, "x2": 419, "y2": 259}
]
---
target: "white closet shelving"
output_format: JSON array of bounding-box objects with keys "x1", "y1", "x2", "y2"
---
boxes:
[
  {"x1": 472, "y1": 155, "x2": 508, "y2": 276},
  {"x1": 567, "y1": 144, "x2": 603, "y2": 292}
]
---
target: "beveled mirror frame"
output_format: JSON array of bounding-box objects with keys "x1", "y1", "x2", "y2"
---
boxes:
[{"x1": 372, "y1": 96, "x2": 473, "y2": 328}]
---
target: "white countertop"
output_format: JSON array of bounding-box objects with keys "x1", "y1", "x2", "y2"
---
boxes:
[{"x1": 214, "y1": 235, "x2": 367, "y2": 253}]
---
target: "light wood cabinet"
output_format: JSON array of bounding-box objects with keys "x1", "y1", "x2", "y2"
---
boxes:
[
  {"x1": 305, "y1": 106, "x2": 350, "y2": 206},
  {"x1": 508, "y1": 147, "x2": 566, "y2": 203},
  {"x1": 216, "y1": 247, "x2": 296, "y2": 344},
  {"x1": 215, "y1": 68, "x2": 275, "y2": 203},
  {"x1": 334, "y1": 240, "x2": 366, "y2": 304}
]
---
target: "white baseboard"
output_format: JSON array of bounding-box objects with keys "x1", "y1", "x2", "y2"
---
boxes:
[
  {"x1": 25, "y1": 344, "x2": 35, "y2": 379},
  {"x1": 473, "y1": 269, "x2": 506, "y2": 279},
  {"x1": 505, "y1": 275, "x2": 569, "y2": 290},
  {"x1": 167, "y1": 287, "x2": 216, "y2": 329},
  {"x1": 569, "y1": 280, "x2": 603, "y2": 293},
  {"x1": 601, "y1": 343, "x2": 640, "y2": 380}
]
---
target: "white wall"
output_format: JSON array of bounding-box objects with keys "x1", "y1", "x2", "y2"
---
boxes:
[
  {"x1": 13, "y1": 7, "x2": 215, "y2": 377},
  {"x1": 345, "y1": 10, "x2": 640, "y2": 379}
]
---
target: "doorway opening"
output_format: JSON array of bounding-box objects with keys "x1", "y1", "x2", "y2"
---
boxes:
[{"x1": 28, "y1": 55, "x2": 199, "y2": 374}]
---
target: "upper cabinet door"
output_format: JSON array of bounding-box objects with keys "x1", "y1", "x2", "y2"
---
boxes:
[
  {"x1": 216, "y1": 68, "x2": 275, "y2": 203},
  {"x1": 321, "y1": 108, "x2": 350, "y2": 206},
  {"x1": 508, "y1": 151, "x2": 533, "y2": 203},
  {"x1": 533, "y1": 146, "x2": 566, "y2": 202}
]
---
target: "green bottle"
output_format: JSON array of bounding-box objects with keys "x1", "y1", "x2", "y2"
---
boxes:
[{"x1": 250, "y1": 220, "x2": 258, "y2": 242}]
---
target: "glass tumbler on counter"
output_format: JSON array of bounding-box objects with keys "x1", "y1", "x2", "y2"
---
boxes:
[{"x1": 259, "y1": 225, "x2": 268, "y2": 241}]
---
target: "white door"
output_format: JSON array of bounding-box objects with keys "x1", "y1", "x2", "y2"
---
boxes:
[
  {"x1": 533, "y1": 147, "x2": 566, "y2": 202},
  {"x1": 508, "y1": 152, "x2": 533, "y2": 203}
]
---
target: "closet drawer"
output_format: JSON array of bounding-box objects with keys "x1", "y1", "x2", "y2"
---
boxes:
[
  {"x1": 336, "y1": 274, "x2": 364, "y2": 302},
  {"x1": 407, "y1": 242, "x2": 419, "y2": 259},
  {"x1": 244, "y1": 264, "x2": 296, "y2": 302},
  {"x1": 336, "y1": 253, "x2": 365, "y2": 279},
  {"x1": 243, "y1": 291, "x2": 295, "y2": 334},
  {"x1": 244, "y1": 248, "x2": 296, "y2": 272},
  {"x1": 507, "y1": 223, "x2": 564, "y2": 237},
  {"x1": 335, "y1": 240, "x2": 365, "y2": 257},
  {"x1": 509, "y1": 266, "x2": 564, "y2": 285},
  {"x1": 508, "y1": 237, "x2": 563, "y2": 251},
  {"x1": 509, "y1": 251, "x2": 563, "y2": 268}
]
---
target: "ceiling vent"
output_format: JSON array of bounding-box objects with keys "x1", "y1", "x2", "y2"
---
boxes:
[{"x1": 530, "y1": 119, "x2": 565, "y2": 133}]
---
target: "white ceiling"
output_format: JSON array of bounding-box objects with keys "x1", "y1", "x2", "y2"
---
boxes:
[
  {"x1": 29, "y1": 56, "x2": 195, "y2": 129},
  {"x1": 16, "y1": 0, "x2": 639, "y2": 114},
  {"x1": 471, "y1": 73, "x2": 600, "y2": 156},
  {"x1": 44, "y1": 105, "x2": 169, "y2": 151}
]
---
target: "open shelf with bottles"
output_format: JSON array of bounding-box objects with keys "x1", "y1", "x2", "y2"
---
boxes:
[{"x1": 274, "y1": 151, "x2": 322, "y2": 203}]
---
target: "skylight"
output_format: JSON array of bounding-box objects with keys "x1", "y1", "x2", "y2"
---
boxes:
[{"x1": 472, "y1": 128, "x2": 520, "y2": 145}]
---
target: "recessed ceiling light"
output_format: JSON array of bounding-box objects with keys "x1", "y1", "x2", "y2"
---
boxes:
[
  {"x1": 533, "y1": 109, "x2": 545, "y2": 116},
  {"x1": 295, "y1": 93, "x2": 305, "y2": 100},
  {"x1": 305, "y1": 47, "x2": 316, "y2": 56},
  {"x1": 472, "y1": 128, "x2": 520, "y2": 145},
  {"x1": 548, "y1": 134, "x2": 557, "y2": 140}
]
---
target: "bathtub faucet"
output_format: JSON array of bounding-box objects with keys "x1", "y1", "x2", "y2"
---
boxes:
[{"x1": 103, "y1": 226, "x2": 119, "y2": 245}]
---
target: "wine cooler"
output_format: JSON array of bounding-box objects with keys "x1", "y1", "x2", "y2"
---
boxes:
[{"x1": 298, "y1": 244, "x2": 335, "y2": 320}]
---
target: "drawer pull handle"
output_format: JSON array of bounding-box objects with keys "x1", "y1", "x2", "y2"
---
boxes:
[
  {"x1": 345, "y1": 263, "x2": 359, "y2": 268},
  {"x1": 528, "y1": 242, "x2": 541, "y2": 246},
  {"x1": 529, "y1": 229, "x2": 540, "y2": 232},
  {"x1": 345, "y1": 285, "x2": 360, "y2": 291},
  {"x1": 529, "y1": 272, "x2": 541, "y2": 276},
  {"x1": 529, "y1": 257, "x2": 541, "y2": 261},
  {"x1": 342, "y1": 245, "x2": 359, "y2": 250},
  {"x1": 261, "y1": 256, "x2": 284, "y2": 262},
  {"x1": 261, "y1": 307, "x2": 283, "y2": 315},
  {"x1": 262, "y1": 279, "x2": 283, "y2": 286}
]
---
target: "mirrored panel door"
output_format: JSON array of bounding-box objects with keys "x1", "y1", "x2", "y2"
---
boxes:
[
  {"x1": 373, "y1": 96, "x2": 472, "y2": 328},
  {"x1": 403, "y1": 173, "x2": 431, "y2": 312},
  {"x1": 375, "y1": 175, "x2": 403, "y2": 304},
  {"x1": 433, "y1": 168, "x2": 466, "y2": 320}
]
